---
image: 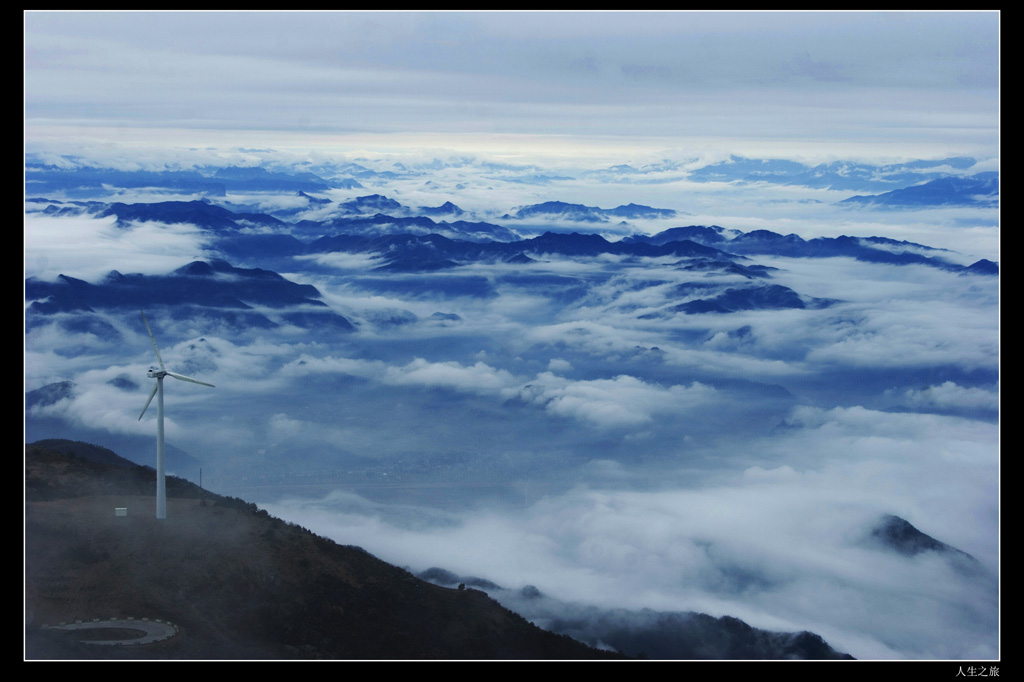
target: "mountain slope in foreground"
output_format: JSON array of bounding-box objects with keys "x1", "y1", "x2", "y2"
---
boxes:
[{"x1": 25, "y1": 441, "x2": 617, "y2": 660}]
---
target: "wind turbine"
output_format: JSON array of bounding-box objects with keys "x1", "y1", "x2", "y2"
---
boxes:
[{"x1": 138, "y1": 311, "x2": 214, "y2": 519}]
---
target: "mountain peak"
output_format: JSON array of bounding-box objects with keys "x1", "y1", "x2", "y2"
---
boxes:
[
  {"x1": 176, "y1": 261, "x2": 217, "y2": 277},
  {"x1": 870, "y1": 514, "x2": 978, "y2": 567},
  {"x1": 339, "y1": 194, "x2": 404, "y2": 214}
]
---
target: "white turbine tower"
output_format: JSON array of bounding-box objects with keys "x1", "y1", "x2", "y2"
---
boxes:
[{"x1": 138, "y1": 311, "x2": 214, "y2": 519}]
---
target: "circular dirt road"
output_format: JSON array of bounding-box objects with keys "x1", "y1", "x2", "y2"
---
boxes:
[{"x1": 43, "y1": 619, "x2": 178, "y2": 646}]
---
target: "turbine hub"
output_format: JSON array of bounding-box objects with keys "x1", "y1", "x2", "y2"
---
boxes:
[{"x1": 147, "y1": 369, "x2": 168, "y2": 379}]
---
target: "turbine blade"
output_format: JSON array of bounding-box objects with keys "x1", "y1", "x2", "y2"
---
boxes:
[
  {"x1": 139, "y1": 383, "x2": 158, "y2": 420},
  {"x1": 167, "y1": 371, "x2": 215, "y2": 388},
  {"x1": 140, "y1": 311, "x2": 165, "y2": 370}
]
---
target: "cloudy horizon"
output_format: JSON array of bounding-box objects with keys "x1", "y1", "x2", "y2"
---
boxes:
[{"x1": 26, "y1": 11, "x2": 999, "y2": 164}]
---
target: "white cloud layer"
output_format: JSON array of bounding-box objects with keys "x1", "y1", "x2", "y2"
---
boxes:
[
  {"x1": 24, "y1": 213, "x2": 212, "y2": 281},
  {"x1": 264, "y1": 398, "x2": 999, "y2": 659}
]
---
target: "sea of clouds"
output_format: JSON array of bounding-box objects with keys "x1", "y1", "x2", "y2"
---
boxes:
[{"x1": 24, "y1": 149, "x2": 999, "y2": 659}]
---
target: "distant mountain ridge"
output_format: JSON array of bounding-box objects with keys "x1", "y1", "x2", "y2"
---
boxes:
[
  {"x1": 840, "y1": 173, "x2": 999, "y2": 208},
  {"x1": 627, "y1": 226, "x2": 996, "y2": 274},
  {"x1": 24, "y1": 221, "x2": 995, "y2": 351},
  {"x1": 27, "y1": 194, "x2": 997, "y2": 275},
  {"x1": 417, "y1": 567, "x2": 854, "y2": 660},
  {"x1": 27, "y1": 195, "x2": 521, "y2": 243},
  {"x1": 25, "y1": 259, "x2": 355, "y2": 333},
  {"x1": 503, "y1": 200, "x2": 677, "y2": 222},
  {"x1": 26, "y1": 155, "x2": 998, "y2": 211},
  {"x1": 99, "y1": 199, "x2": 288, "y2": 230},
  {"x1": 24, "y1": 162, "x2": 346, "y2": 198},
  {"x1": 304, "y1": 230, "x2": 731, "y2": 273},
  {"x1": 684, "y1": 155, "x2": 989, "y2": 194}
]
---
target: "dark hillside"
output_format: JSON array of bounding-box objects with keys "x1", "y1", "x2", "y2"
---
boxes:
[{"x1": 24, "y1": 442, "x2": 619, "y2": 660}]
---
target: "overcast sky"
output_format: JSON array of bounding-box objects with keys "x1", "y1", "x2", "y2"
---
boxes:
[{"x1": 25, "y1": 10, "x2": 1000, "y2": 164}]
